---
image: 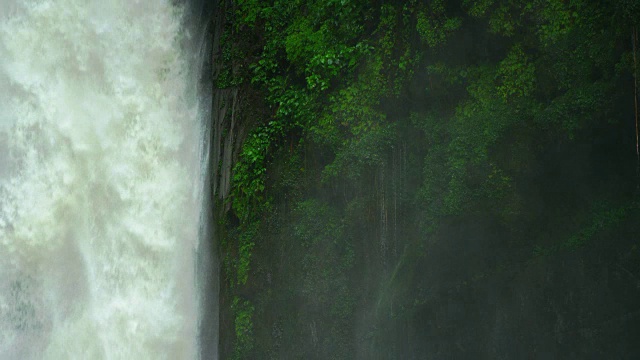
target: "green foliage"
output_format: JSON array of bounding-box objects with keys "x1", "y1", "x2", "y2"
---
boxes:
[
  {"x1": 464, "y1": 0, "x2": 494, "y2": 18},
  {"x1": 215, "y1": 28, "x2": 244, "y2": 89},
  {"x1": 317, "y1": 53, "x2": 396, "y2": 180},
  {"x1": 536, "y1": 0, "x2": 579, "y2": 45},
  {"x1": 416, "y1": 0, "x2": 462, "y2": 47},
  {"x1": 233, "y1": 0, "x2": 261, "y2": 27},
  {"x1": 495, "y1": 44, "x2": 535, "y2": 100},
  {"x1": 535, "y1": 81, "x2": 611, "y2": 139},
  {"x1": 533, "y1": 201, "x2": 637, "y2": 257},
  {"x1": 565, "y1": 202, "x2": 634, "y2": 250},
  {"x1": 417, "y1": 61, "x2": 530, "y2": 223},
  {"x1": 323, "y1": 122, "x2": 395, "y2": 182},
  {"x1": 412, "y1": 0, "x2": 626, "y2": 232},
  {"x1": 231, "y1": 296, "x2": 255, "y2": 360},
  {"x1": 232, "y1": 130, "x2": 270, "y2": 221},
  {"x1": 230, "y1": 0, "x2": 376, "y2": 224},
  {"x1": 237, "y1": 223, "x2": 257, "y2": 285}
]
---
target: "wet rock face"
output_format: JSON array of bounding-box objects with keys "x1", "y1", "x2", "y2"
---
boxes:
[
  {"x1": 211, "y1": 87, "x2": 242, "y2": 207},
  {"x1": 209, "y1": 0, "x2": 245, "y2": 210}
]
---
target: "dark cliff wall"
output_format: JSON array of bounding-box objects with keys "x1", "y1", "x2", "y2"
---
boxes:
[
  {"x1": 210, "y1": 1, "x2": 640, "y2": 358},
  {"x1": 209, "y1": 1, "x2": 237, "y2": 357}
]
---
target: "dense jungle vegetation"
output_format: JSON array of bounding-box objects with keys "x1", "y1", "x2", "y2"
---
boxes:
[{"x1": 211, "y1": 0, "x2": 640, "y2": 358}]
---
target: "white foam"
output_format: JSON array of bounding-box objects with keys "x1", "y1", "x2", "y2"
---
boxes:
[{"x1": 0, "y1": 1, "x2": 204, "y2": 358}]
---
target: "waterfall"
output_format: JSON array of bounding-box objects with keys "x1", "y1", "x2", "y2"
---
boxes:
[{"x1": 0, "y1": 1, "x2": 212, "y2": 358}]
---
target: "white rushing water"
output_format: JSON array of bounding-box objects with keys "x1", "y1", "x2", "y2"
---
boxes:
[{"x1": 0, "y1": 1, "x2": 210, "y2": 358}]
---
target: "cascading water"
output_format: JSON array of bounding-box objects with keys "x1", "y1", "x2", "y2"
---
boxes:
[{"x1": 0, "y1": 1, "x2": 214, "y2": 358}]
